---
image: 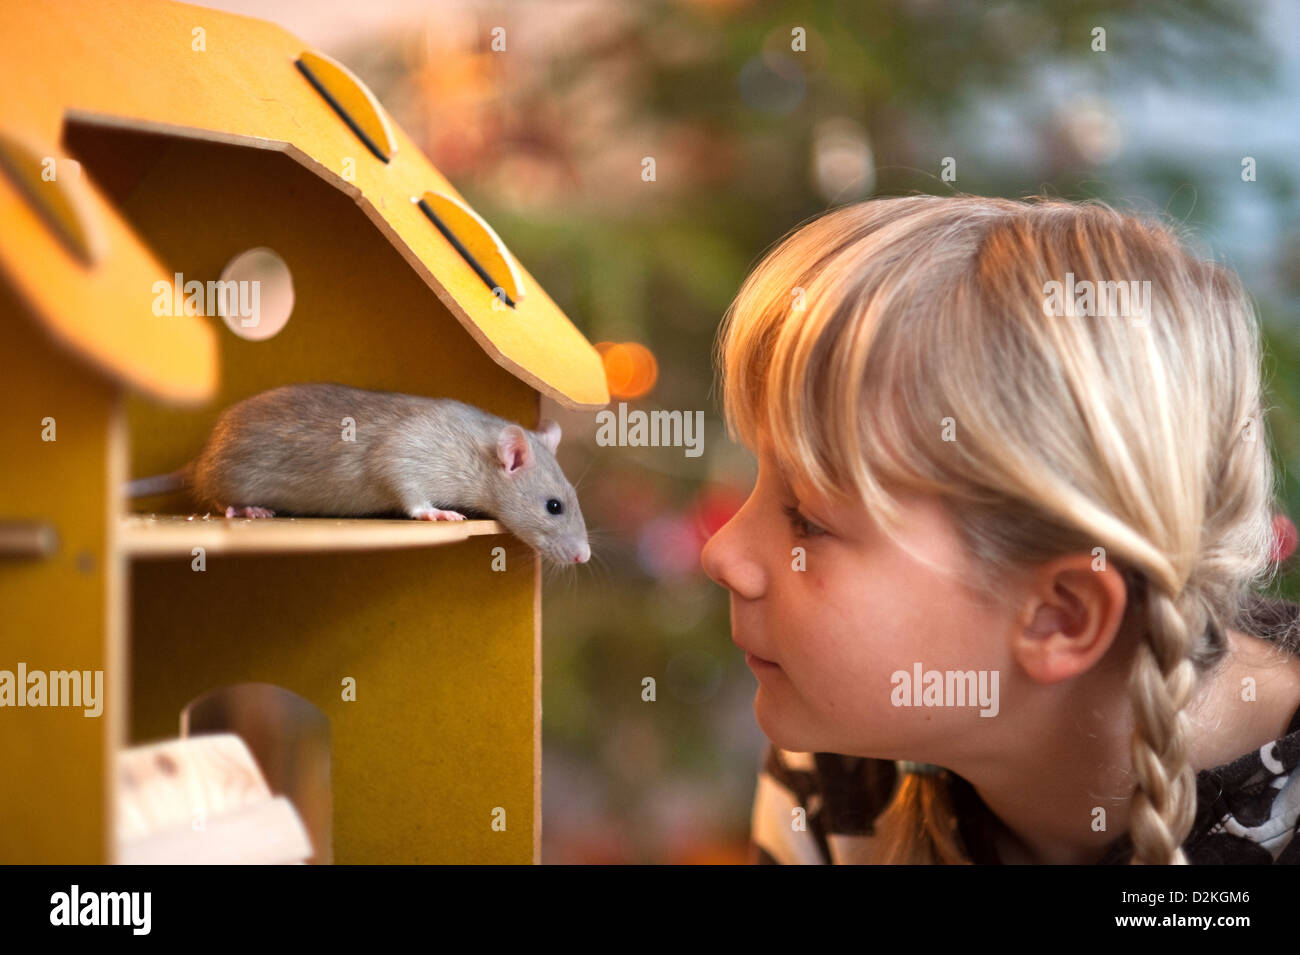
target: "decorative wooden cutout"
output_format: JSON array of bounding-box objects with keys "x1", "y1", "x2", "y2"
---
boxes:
[
  {"x1": 0, "y1": 129, "x2": 107, "y2": 266},
  {"x1": 295, "y1": 50, "x2": 397, "y2": 163},
  {"x1": 417, "y1": 190, "x2": 526, "y2": 308}
]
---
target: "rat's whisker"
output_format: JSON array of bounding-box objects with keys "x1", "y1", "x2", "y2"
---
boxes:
[
  {"x1": 571, "y1": 448, "x2": 604, "y2": 491},
  {"x1": 585, "y1": 549, "x2": 612, "y2": 593}
]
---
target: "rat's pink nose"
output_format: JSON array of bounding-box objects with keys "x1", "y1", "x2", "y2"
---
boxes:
[{"x1": 573, "y1": 541, "x2": 591, "y2": 563}]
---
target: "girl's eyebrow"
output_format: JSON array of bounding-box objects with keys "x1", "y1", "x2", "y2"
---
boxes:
[
  {"x1": 779, "y1": 471, "x2": 837, "y2": 527},
  {"x1": 799, "y1": 499, "x2": 837, "y2": 531},
  {"x1": 764, "y1": 450, "x2": 840, "y2": 525},
  {"x1": 788, "y1": 471, "x2": 862, "y2": 534}
]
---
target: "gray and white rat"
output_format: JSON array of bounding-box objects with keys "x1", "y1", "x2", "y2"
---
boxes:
[{"x1": 126, "y1": 382, "x2": 591, "y2": 566}]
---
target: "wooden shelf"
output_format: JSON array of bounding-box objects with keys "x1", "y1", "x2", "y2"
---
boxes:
[{"x1": 120, "y1": 513, "x2": 506, "y2": 558}]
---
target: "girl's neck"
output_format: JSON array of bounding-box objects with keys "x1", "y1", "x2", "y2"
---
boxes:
[{"x1": 977, "y1": 626, "x2": 1300, "y2": 866}]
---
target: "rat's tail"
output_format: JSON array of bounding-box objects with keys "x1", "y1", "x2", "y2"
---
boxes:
[{"x1": 123, "y1": 465, "x2": 190, "y2": 498}]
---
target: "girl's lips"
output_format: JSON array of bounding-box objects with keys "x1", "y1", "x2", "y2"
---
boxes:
[{"x1": 733, "y1": 633, "x2": 779, "y2": 667}]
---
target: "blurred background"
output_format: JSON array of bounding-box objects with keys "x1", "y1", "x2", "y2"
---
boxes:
[{"x1": 197, "y1": 0, "x2": 1300, "y2": 863}]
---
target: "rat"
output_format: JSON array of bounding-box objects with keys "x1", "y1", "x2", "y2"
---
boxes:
[{"x1": 125, "y1": 382, "x2": 592, "y2": 566}]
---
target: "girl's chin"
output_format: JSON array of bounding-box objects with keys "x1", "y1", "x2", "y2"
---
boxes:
[{"x1": 752, "y1": 694, "x2": 816, "y2": 753}]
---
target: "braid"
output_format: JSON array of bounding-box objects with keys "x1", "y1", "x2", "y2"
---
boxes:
[{"x1": 1126, "y1": 587, "x2": 1205, "y2": 865}]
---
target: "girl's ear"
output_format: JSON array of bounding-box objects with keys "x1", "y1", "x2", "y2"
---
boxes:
[
  {"x1": 1013, "y1": 556, "x2": 1127, "y2": 685},
  {"x1": 536, "y1": 419, "x2": 561, "y2": 454},
  {"x1": 497, "y1": 424, "x2": 532, "y2": 473}
]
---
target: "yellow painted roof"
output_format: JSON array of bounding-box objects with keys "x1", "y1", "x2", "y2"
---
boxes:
[{"x1": 0, "y1": 0, "x2": 609, "y2": 410}]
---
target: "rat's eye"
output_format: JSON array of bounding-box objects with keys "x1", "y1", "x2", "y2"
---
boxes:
[{"x1": 546, "y1": 498, "x2": 563, "y2": 515}]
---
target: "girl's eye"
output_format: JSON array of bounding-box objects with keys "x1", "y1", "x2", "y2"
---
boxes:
[{"x1": 782, "y1": 503, "x2": 826, "y2": 538}]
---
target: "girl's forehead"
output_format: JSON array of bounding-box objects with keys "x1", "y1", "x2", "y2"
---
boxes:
[
  {"x1": 753, "y1": 430, "x2": 794, "y2": 484},
  {"x1": 752, "y1": 422, "x2": 876, "y2": 505},
  {"x1": 754, "y1": 428, "x2": 813, "y2": 485}
]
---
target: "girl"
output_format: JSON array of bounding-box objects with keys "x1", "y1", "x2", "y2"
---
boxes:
[{"x1": 700, "y1": 194, "x2": 1300, "y2": 865}]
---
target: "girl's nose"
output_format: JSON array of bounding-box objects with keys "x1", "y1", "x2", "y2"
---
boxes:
[{"x1": 700, "y1": 517, "x2": 765, "y2": 600}]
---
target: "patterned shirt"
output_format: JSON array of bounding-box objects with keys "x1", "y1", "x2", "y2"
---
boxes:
[{"x1": 749, "y1": 596, "x2": 1300, "y2": 864}]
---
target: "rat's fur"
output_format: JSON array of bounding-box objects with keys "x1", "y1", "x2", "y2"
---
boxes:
[{"x1": 136, "y1": 383, "x2": 590, "y2": 566}]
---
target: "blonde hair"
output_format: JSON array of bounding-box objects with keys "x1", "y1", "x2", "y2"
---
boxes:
[{"x1": 713, "y1": 194, "x2": 1281, "y2": 865}]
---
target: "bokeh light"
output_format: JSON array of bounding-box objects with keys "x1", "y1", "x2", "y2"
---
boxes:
[{"x1": 596, "y1": 340, "x2": 658, "y2": 398}]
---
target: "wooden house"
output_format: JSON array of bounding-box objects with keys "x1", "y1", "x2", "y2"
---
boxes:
[{"x1": 0, "y1": 0, "x2": 608, "y2": 863}]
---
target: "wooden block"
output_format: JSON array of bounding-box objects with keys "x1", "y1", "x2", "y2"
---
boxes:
[
  {"x1": 118, "y1": 796, "x2": 312, "y2": 865},
  {"x1": 116, "y1": 733, "x2": 312, "y2": 863}
]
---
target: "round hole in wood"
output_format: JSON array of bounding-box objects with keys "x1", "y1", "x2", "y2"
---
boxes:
[{"x1": 216, "y1": 247, "x2": 295, "y2": 341}]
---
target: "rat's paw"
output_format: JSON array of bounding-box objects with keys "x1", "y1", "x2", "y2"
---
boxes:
[
  {"x1": 411, "y1": 507, "x2": 467, "y2": 521},
  {"x1": 225, "y1": 505, "x2": 276, "y2": 519}
]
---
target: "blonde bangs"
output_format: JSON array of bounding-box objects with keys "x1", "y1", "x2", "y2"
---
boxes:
[{"x1": 713, "y1": 212, "x2": 926, "y2": 535}]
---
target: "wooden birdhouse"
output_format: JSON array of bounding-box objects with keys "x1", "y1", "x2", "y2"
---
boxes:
[{"x1": 0, "y1": 0, "x2": 608, "y2": 863}]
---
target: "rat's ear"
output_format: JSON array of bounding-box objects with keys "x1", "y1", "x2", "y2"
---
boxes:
[
  {"x1": 497, "y1": 424, "x2": 532, "y2": 473},
  {"x1": 536, "y1": 419, "x2": 561, "y2": 454}
]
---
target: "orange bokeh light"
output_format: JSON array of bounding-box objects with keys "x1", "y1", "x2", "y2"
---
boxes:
[{"x1": 596, "y1": 341, "x2": 658, "y2": 398}]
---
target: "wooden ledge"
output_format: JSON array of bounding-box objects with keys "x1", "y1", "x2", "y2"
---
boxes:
[{"x1": 120, "y1": 513, "x2": 507, "y2": 558}]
